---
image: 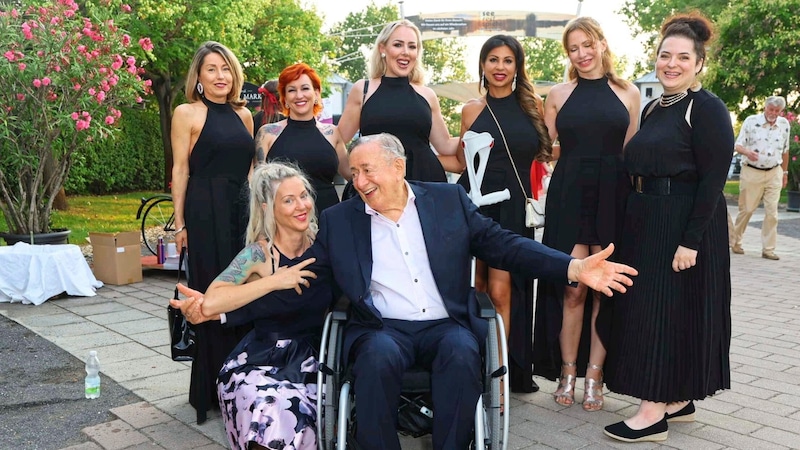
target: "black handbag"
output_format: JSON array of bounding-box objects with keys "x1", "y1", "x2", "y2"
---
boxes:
[{"x1": 167, "y1": 247, "x2": 196, "y2": 361}]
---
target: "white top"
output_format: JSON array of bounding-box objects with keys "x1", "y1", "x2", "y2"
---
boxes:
[
  {"x1": 736, "y1": 113, "x2": 790, "y2": 169},
  {"x1": 365, "y1": 182, "x2": 448, "y2": 321}
]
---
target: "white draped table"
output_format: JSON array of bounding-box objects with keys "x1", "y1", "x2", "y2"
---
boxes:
[{"x1": 0, "y1": 242, "x2": 103, "y2": 305}]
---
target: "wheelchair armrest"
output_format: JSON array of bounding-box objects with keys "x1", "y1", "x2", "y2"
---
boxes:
[
  {"x1": 332, "y1": 294, "x2": 350, "y2": 321},
  {"x1": 476, "y1": 291, "x2": 496, "y2": 319}
]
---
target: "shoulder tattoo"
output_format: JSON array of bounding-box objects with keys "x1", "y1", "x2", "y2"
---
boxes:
[{"x1": 216, "y1": 243, "x2": 268, "y2": 284}]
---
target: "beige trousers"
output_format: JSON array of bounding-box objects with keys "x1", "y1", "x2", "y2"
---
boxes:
[{"x1": 732, "y1": 165, "x2": 782, "y2": 252}]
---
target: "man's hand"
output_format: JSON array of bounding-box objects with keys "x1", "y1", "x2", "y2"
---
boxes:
[
  {"x1": 168, "y1": 283, "x2": 219, "y2": 324},
  {"x1": 567, "y1": 244, "x2": 638, "y2": 297}
]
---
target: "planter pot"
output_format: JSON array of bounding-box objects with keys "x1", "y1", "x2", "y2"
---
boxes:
[
  {"x1": 787, "y1": 190, "x2": 800, "y2": 213},
  {"x1": 0, "y1": 229, "x2": 71, "y2": 246}
]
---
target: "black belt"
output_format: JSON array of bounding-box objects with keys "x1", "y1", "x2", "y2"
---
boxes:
[
  {"x1": 255, "y1": 327, "x2": 322, "y2": 341},
  {"x1": 632, "y1": 176, "x2": 697, "y2": 195},
  {"x1": 744, "y1": 164, "x2": 779, "y2": 171}
]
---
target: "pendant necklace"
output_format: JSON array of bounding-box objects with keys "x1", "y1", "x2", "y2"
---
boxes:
[{"x1": 660, "y1": 91, "x2": 688, "y2": 107}]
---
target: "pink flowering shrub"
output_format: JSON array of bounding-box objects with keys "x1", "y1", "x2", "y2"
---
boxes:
[
  {"x1": 785, "y1": 111, "x2": 800, "y2": 192},
  {"x1": 0, "y1": 0, "x2": 150, "y2": 234}
]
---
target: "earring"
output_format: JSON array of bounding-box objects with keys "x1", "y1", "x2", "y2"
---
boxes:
[
  {"x1": 480, "y1": 71, "x2": 486, "y2": 89},
  {"x1": 512, "y1": 74, "x2": 517, "y2": 91},
  {"x1": 314, "y1": 99, "x2": 319, "y2": 105},
  {"x1": 196, "y1": 82, "x2": 203, "y2": 95},
  {"x1": 381, "y1": 53, "x2": 386, "y2": 58},
  {"x1": 285, "y1": 103, "x2": 290, "y2": 109}
]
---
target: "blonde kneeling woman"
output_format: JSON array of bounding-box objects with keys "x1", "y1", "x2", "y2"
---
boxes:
[{"x1": 171, "y1": 162, "x2": 333, "y2": 450}]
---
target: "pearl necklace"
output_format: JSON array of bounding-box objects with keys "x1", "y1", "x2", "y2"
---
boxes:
[{"x1": 660, "y1": 90, "x2": 688, "y2": 107}]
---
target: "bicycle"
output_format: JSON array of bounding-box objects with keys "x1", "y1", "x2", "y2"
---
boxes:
[{"x1": 136, "y1": 194, "x2": 175, "y2": 256}]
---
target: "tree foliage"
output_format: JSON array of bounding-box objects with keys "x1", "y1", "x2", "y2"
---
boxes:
[
  {"x1": 705, "y1": 0, "x2": 800, "y2": 117},
  {"x1": 521, "y1": 37, "x2": 566, "y2": 83},
  {"x1": 328, "y1": 2, "x2": 398, "y2": 81}
]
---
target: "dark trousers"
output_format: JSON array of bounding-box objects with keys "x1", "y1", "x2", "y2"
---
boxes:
[{"x1": 351, "y1": 318, "x2": 481, "y2": 450}]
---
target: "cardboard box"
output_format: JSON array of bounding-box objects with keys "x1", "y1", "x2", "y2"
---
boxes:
[{"x1": 90, "y1": 231, "x2": 143, "y2": 285}]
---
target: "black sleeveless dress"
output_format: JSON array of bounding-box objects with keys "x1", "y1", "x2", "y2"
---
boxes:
[
  {"x1": 599, "y1": 89, "x2": 732, "y2": 402},
  {"x1": 361, "y1": 76, "x2": 446, "y2": 182},
  {"x1": 532, "y1": 77, "x2": 631, "y2": 381},
  {"x1": 456, "y1": 94, "x2": 539, "y2": 392},
  {"x1": 267, "y1": 117, "x2": 340, "y2": 213},
  {"x1": 185, "y1": 97, "x2": 254, "y2": 422}
]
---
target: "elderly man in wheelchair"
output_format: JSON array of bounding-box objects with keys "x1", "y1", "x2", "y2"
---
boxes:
[{"x1": 313, "y1": 133, "x2": 637, "y2": 449}]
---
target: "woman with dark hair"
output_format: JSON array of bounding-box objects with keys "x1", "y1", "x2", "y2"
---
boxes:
[
  {"x1": 252, "y1": 80, "x2": 284, "y2": 137},
  {"x1": 455, "y1": 34, "x2": 552, "y2": 393},
  {"x1": 170, "y1": 41, "x2": 257, "y2": 424},
  {"x1": 601, "y1": 12, "x2": 732, "y2": 442},
  {"x1": 256, "y1": 63, "x2": 350, "y2": 214},
  {"x1": 532, "y1": 17, "x2": 640, "y2": 412},
  {"x1": 337, "y1": 19, "x2": 463, "y2": 181}
]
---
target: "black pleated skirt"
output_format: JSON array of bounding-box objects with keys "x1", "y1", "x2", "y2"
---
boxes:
[{"x1": 599, "y1": 191, "x2": 731, "y2": 402}]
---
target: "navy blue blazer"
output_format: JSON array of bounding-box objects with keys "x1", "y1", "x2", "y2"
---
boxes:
[{"x1": 316, "y1": 181, "x2": 573, "y2": 356}]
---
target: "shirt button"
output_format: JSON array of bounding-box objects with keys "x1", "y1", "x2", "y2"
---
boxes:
[
  {"x1": 422, "y1": 309, "x2": 426, "y2": 313},
  {"x1": 405, "y1": 252, "x2": 408, "y2": 255},
  {"x1": 396, "y1": 224, "x2": 400, "y2": 228},
  {"x1": 414, "y1": 279, "x2": 418, "y2": 282}
]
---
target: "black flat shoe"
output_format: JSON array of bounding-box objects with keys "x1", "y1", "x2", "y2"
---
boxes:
[
  {"x1": 665, "y1": 401, "x2": 695, "y2": 423},
  {"x1": 603, "y1": 416, "x2": 668, "y2": 443}
]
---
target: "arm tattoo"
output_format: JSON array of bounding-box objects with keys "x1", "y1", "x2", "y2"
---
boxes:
[
  {"x1": 321, "y1": 124, "x2": 335, "y2": 136},
  {"x1": 216, "y1": 243, "x2": 268, "y2": 284}
]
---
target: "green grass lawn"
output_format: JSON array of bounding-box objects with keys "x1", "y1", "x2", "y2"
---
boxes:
[{"x1": 1, "y1": 191, "x2": 161, "y2": 245}]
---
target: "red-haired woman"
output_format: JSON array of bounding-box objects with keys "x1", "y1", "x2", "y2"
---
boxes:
[
  {"x1": 252, "y1": 79, "x2": 284, "y2": 138},
  {"x1": 255, "y1": 63, "x2": 350, "y2": 213}
]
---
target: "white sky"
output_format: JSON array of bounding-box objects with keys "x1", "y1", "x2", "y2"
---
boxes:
[{"x1": 305, "y1": 0, "x2": 646, "y2": 77}]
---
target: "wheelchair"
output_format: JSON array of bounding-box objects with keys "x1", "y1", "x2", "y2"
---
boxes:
[{"x1": 316, "y1": 292, "x2": 509, "y2": 450}]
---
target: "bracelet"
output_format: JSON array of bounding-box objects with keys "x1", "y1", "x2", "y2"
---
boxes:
[
  {"x1": 174, "y1": 226, "x2": 187, "y2": 233},
  {"x1": 784, "y1": 171, "x2": 790, "y2": 175}
]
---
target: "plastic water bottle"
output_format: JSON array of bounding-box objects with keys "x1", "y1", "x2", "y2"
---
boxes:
[{"x1": 85, "y1": 351, "x2": 101, "y2": 399}]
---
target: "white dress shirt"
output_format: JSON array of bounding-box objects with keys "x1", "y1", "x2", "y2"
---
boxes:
[{"x1": 365, "y1": 182, "x2": 449, "y2": 321}]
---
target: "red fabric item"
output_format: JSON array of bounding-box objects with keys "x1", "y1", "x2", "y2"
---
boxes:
[{"x1": 530, "y1": 161, "x2": 549, "y2": 200}]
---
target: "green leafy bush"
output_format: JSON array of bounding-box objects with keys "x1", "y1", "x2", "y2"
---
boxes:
[{"x1": 66, "y1": 106, "x2": 164, "y2": 194}]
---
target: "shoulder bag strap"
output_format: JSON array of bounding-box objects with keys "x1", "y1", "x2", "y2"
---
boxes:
[
  {"x1": 172, "y1": 247, "x2": 187, "y2": 299},
  {"x1": 485, "y1": 101, "x2": 528, "y2": 200}
]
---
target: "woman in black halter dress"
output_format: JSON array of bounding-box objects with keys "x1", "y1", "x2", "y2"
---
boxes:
[
  {"x1": 455, "y1": 35, "x2": 552, "y2": 394},
  {"x1": 337, "y1": 19, "x2": 463, "y2": 181},
  {"x1": 531, "y1": 18, "x2": 640, "y2": 412},
  {"x1": 256, "y1": 63, "x2": 350, "y2": 214},
  {"x1": 171, "y1": 42, "x2": 257, "y2": 424}
]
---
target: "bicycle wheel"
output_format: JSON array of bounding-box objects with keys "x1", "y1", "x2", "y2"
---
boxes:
[{"x1": 141, "y1": 198, "x2": 175, "y2": 256}]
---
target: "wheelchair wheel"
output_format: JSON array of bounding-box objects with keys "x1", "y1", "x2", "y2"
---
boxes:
[{"x1": 140, "y1": 198, "x2": 175, "y2": 256}]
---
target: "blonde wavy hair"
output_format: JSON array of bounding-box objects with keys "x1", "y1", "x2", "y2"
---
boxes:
[
  {"x1": 246, "y1": 163, "x2": 317, "y2": 255},
  {"x1": 369, "y1": 20, "x2": 425, "y2": 84}
]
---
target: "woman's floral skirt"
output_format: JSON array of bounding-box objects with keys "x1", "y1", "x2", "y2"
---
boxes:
[{"x1": 218, "y1": 332, "x2": 319, "y2": 450}]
